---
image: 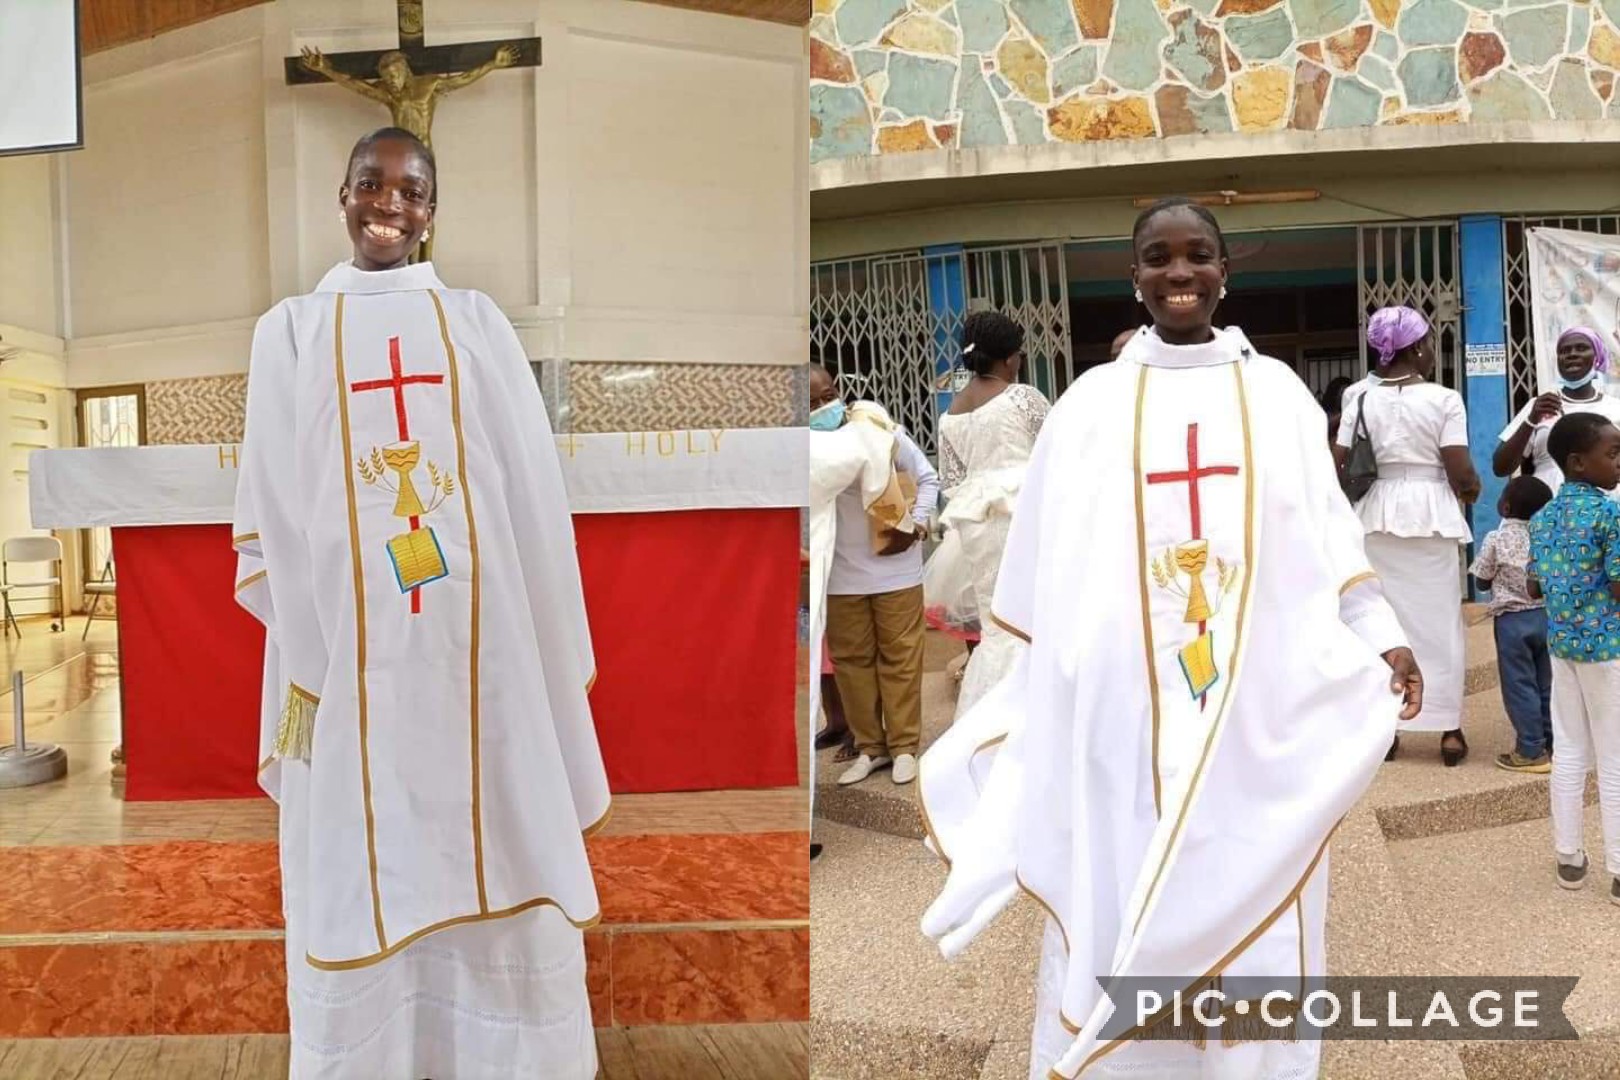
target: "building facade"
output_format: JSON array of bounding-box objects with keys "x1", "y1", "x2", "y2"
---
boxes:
[{"x1": 809, "y1": 0, "x2": 1620, "y2": 537}]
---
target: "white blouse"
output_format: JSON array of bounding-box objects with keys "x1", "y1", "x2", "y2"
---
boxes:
[
  {"x1": 1497, "y1": 389, "x2": 1620, "y2": 495},
  {"x1": 1337, "y1": 377, "x2": 1471, "y2": 542}
]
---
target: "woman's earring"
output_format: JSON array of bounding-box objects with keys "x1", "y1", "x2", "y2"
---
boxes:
[
  {"x1": 339, "y1": 210, "x2": 347, "y2": 225},
  {"x1": 1219, "y1": 286, "x2": 1228, "y2": 299},
  {"x1": 422, "y1": 229, "x2": 432, "y2": 243},
  {"x1": 1134, "y1": 288, "x2": 1143, "y2": 303}
]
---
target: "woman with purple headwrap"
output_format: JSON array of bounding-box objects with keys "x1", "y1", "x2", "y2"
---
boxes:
[
  {"x1": 1335, "y1": 306, "x2": 1481, "y2": 765},
  {"x1": 1493, "y1": 327, "x2": 1620, "y2": 494}
]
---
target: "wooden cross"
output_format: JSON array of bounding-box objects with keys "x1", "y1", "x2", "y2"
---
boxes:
[
  {"x1": 352, "y1": 335, "x2": 445, "y2": 614},
  {"x1": 1146, "y1": 423, "x2": 1240, "y2": 707},
  {"x1": 284, "y1": 0, "x2": 540, "y2": 152}
]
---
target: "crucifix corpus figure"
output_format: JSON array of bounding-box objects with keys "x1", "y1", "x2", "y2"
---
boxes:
[
  {"x1": 297, "y1": 44, "x2": 516, "y2": 152},
  {"x1": 287, "y1": 0, "x2": 541, "y2": 258}
]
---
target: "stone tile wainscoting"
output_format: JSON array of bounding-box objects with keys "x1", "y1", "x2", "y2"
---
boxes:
[
  {"x1": 809, "y1": 0, "x2": 1620, "y2": 161},
  {"x1": 143, "y1": 363, "x2": 805, "y2": 444}
]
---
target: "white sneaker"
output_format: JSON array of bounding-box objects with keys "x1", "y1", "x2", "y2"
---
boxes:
[
  {"x1": 891, "y1": 753, "x2": 918, "y2": 785},
  {"x1": 837, "y1": 754, "x2": 891, "y2": 786}
]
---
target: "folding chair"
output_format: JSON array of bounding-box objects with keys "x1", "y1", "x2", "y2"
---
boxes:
[
  {"x1": 82, "y1": 558, "x2": 116, "y2": 640},
  {"x1": 1, "y1": 536, "x2": 65, "y2": 637}
]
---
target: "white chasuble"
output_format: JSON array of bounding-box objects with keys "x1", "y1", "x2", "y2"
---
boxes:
[
  {"x1": 233, "y1": 262, "x2": 608, "y2": 1078},
  {"x1": 920, "y1": 329, "x2": 1408, "y2": 1080}
]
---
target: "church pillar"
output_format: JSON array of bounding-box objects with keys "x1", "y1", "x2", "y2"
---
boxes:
[{"x1": 1459, "y1": 214, "x2": 1509, "y2": 554}]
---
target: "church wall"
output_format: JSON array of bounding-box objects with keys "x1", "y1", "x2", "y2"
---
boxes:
[
  {"x1": 809, "y1": 0, "x2": 1620, "y2": 165},
  {"x1": 67, "y1": 39, "x2": 271, "y2": 339},
  {"x1": 0, "y1": 154, "x2": 63, "y2": 340},
  {"x1": 58, "y1": 0, "x2": 808, "y2": 440}
]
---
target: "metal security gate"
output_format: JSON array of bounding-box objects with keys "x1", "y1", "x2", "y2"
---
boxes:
[
  {"x1": 810, "y1": 243, "x2": 1070, "y2": 457},
  {"x1": 1502, "y1": 213, "x2": 1620, "y2": 413},
  {"x1": 1357, "y1": 222, "x2": 1462, "y2": 388}
]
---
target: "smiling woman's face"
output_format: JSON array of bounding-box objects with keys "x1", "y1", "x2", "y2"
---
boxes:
[
  {"x1": 341, "y1": 137, "x2": 435, "y2": 271},
  {"x1": 1131, "y1": 206, "x2": 1228, "y2": 346}
]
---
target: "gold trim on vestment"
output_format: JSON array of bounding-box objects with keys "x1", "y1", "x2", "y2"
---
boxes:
[
  {"x1": 582, "y1": 801, "x2": 613, "y2": 839},
  {"x1": 333, "y1": 293, "x2": 387, "y2": 953},
  {"x1": 232, "y1": 531, "x2": 260, "y2": 547},
  {"x1": 1132, "y1": 365, "x2": 1164, "y2": 819},
  {"x1": 233, "y1": 570, "x2": 267, "y2": 594},
  {"x1": 1067, "y1": 817, "x2": 1342, "y2": 1077},
  {"x1": 305, "y1": 893, "x2": 601, "y2": 972},
  {"x1": 586, "y1": 669, "x2": 598, "y2": 694},
  {"x1": 1338, "y1": 570, "x2": 1378, "y2": 596},
  {"x1": 256, "y1": 753, "x2": 275, "y2": 774},
  {"x1": 1129, "y1": 361, "x2": 1256, "y2": 940},
  {"x1": 431, "y1": 289, "x2": 489, "y2": 916},
  {"x1": 990, "y1": 611, "x2": 1031, "y2": 644},
  {"x1": 1296, "y1": 893, "x2": 1307, "y2": 1008}
]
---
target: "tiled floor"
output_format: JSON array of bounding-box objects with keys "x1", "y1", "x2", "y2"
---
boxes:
[
  {"x1": 0, "y1": 1025, "x2": 809, "y2": 1079},
  {"x1": 1, "y1": 622, "x2": 810, "y2": 1065}
]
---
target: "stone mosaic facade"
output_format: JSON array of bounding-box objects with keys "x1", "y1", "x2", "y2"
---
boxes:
[{"x1": 810, "y1": 0, "x2": 1620, "y2": 160}]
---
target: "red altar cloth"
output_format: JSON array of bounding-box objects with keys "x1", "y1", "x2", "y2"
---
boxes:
[{"x1": 114, "y1": 509, "x2": 800, "y2": 801}]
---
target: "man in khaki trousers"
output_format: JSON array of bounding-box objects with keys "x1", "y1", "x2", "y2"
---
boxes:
[{"x1": 825, "y1": 400, "x2": 939, "y2": 787}]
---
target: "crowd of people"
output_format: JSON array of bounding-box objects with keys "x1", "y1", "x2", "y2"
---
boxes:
[{"x1": 809, "y1": 195, "x2": 1619, "y2": 1077}]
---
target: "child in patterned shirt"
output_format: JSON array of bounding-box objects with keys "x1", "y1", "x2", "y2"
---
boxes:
[
  {"x1": 1528, "y1": 412, "x2": 1620, "y2": 905},
  {"x1": 1473, "y1": 475, "x2": 1554, "y2": 773}
]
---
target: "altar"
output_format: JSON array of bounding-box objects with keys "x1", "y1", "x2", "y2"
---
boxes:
[{"x1": 30, "y1": 431, "x2": 805, "y2": 801}]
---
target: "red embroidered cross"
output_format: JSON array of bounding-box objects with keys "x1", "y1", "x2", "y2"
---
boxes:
[
  {"x1": 1146, "y1": 423, "x2": 1240, "y2": 707},
  {"x1": 350, "y1": 335, "x2": 445, "y2": 614}
]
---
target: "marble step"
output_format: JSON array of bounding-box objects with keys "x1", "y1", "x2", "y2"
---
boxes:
[{"x1": 0, "y1": 832, "x2": 809, "y2": 1036}]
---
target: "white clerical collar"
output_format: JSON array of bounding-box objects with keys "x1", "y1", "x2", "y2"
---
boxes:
[
  {"x1": 1121, "y1": 326, "x2": 1254, "y2": 369},
  {"x1": 314, "y1": 260, "x2": 446, "y2": 294}
]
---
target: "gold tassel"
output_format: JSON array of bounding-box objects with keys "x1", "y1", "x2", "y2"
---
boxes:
[{"x1": 275, "y1": 683, "x2": 319, "y2": 762}]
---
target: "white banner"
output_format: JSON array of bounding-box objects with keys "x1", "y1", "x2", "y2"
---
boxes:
[
  {"x1": 1527, "y1": 227, "x2": 1620, "y2": 394},
  {"x1": 30, "y1": 428, "x2": 807, "y2": 529}
]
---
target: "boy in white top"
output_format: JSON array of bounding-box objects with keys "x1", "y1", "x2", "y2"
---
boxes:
[
  {"x1": 1494, "y1": 328, "x2": 1620, "y2": 494},
  {"x1": 1471, "y1": 476, "x2": 1556, "y2": 773}
]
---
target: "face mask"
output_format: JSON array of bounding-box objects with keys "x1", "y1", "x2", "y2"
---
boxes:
[
  {"x1": 1560, "y1": 369, "x2": 1598, "y2": 391},
  {"x1": 810, "y1": 400, "x2": 846, "y2": 431}
]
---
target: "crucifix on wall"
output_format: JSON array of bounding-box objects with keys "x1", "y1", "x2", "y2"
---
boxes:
[{"x1": 285, "y1": 0, "x2": 540, "y2": 256}]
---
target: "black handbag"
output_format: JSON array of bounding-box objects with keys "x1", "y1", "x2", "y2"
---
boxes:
[{"x1": 1340, "y1": 397, "x2": 1377, "y2": 503}]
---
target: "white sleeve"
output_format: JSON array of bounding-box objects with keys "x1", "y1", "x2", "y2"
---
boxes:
[
  {"x1": 1339, "y1": 577, "x2": 1408, "y2": 656},
  {"x1": 1440, "y1": 390, "x2": 1469, "y2": 449},
  {"x1": 233, "y1": 302, "x2": 328, "y2": 694},
  {"x1": 1335, "y1": 384, "x2": 1364, "y2": 449}
]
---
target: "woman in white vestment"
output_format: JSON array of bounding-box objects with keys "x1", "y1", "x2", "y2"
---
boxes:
[
  {"x1": 932, "y1": 311, "x2": 1049, "y2": 717},
  {"x1": 233, "y1": 128, "x2": 609, "y2": 1079},
  {"x1": 1492, "y1": 327, "x2": 1620, "y2": 495},
  {"x1": 1336, "y1": 307, "x2": 1481, "y2": 765},
  {"x1": 919, "y1": 198, "x2": 1422, "y2": 1080}
]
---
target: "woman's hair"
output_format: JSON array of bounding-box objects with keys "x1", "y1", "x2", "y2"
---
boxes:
[
  {"x1": 1130, "y1": 196, "x2": 1229, "y2": 260},
  {"x1": 1500, "y1": 475, "x2": 1553, "y2": 520},
  {"x1": 344, "y1": 126, "x2": 438, "y2": 206},
  {"x1": 1546, "y1": 411, "x2": 1614, "y2": 471},
  {"x1": 960, "y1": 311, "x2": 1025, "y2": 374},
  {"x1": 1320, "y1": 376, "x2": 1353, "y2": 415}
]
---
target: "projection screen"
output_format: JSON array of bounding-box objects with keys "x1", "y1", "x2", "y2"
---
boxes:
[{"x1": 0, "y1": 0, "x2": 82, "y2": 157}]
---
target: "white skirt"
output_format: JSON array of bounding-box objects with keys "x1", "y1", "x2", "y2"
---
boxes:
[
  {"x1": 1363, "y1": 533, "x2": 1465, "y2": 733},
  {"x1": 278, "y1": 761, "x2": 597, "y2": 1080}
]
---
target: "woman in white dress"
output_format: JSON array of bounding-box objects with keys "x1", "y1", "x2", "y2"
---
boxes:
[
  {"x1": 1493, "y1": 327, "x2": 1620, "y2": 493},
  {"x1": 1336, "y1": 306, "x2": 1481, "y2": 765},
  {"x1": 935, "y1": 311, "x2": 1050, "y2": 717}
]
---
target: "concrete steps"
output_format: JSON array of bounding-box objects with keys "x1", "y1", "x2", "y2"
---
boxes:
[{"x1": 812, "y1": 617, "x2": 1615, "y2": 1079}]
